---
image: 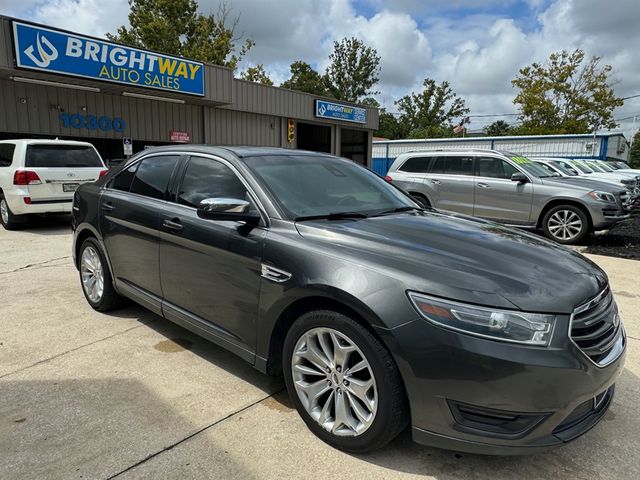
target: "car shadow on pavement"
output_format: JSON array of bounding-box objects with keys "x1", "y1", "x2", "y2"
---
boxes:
[
  {"x1": 14, "y1": 214, "x2": 73, "y2": 236},
  {"x1": 108, "y1": 303, "x2": 284, "y2": 394},
  {"x1": 100, "y1": 305, "x2": 640, "y2": 478}
]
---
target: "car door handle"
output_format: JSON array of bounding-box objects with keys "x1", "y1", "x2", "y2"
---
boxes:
[
  {"x1": 162, "y1": 219, "x2": 183, "y2": 232},
  {"x1": 431, "y1": 179, "x2": 441, "y2": 185},
  {"x1": 100, "y1": 202, "x2": 115, "y2": 212},
  {"x1": 477, "y1": 183, "x2": 490, "y2": 189}
]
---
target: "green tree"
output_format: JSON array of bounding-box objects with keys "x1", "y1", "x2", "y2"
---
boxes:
[
  {"x1": 376, "y1": 111, "x2": 408, "y2": 139},
  {"x1": 281, "y1": 61, "x2": 329, "y2": 96},
  {"x1": 629, "y1": 130, "x2": 640, "y2": 168},
  {"x1": 355, "y1": 98, "x2": 407, "y2": 139},
  {"x1": 108, "y1": 0, "x2": 253, "y2": 69},
  {"x1": 240, "y1": 64, "x2": 273, "y2": 85},
  {"x1": 395, "y1": 78, "x2": 469, "y2": 138},
  {"x1": 484, "y1": 120, "x2": 512, "y2": 136},
  {"x1": 512, "y1": 49, "x2": 624, "y2": 134},
  {"x1": 325, "y1": 37, "x2": 381, "y2": 102}
]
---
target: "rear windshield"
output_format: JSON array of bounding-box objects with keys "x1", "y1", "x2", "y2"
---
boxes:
[{"x1": 25, "y1": 145, "x2": 103, "y2": 168}]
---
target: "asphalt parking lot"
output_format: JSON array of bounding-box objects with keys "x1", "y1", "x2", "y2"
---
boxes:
[{"x1": 1, "y1": 216, "x2": 639, "y2": 480}]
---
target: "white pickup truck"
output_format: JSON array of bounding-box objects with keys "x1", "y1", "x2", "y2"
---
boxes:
[{"x1": 0, "y1": 139, "x2": 107, "y2": 230}]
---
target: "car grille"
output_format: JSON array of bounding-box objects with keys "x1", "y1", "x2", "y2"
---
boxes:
[
  {"x1": 570, "y1": 287, "x2": 624, "y2": 366},
  {"x1": 619, "y1": 191, "x2": 631, "y2": 213}
]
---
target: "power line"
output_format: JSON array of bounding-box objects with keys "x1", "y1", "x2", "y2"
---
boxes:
[
  {"x1": 621, "y1": 94, "x2": 640, "y2": 101},
  {"x1": 466, "y1": 113, "x2": 519, "y2": 118}
]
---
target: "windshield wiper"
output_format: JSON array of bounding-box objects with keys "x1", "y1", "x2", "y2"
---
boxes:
[{"x1": 294, "y1": 211, "x2": 369, "y2": 221}]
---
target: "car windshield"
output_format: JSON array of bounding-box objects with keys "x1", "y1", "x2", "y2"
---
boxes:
[
  {"x1": 570, "y1": 160, "x2": 593, "y2": 173},
  {"x1": 506, "y1": 155, "x2": 553, "y2": 178},
  {"x1": 597, "y1": 162, "x2": 615, "y2": 172},
  {"x1": 548, "y1": 161, "x2": 578, "y2": 176},
  {"x1": 244, "y1": 154, "x2": 416, "y2": 220},
  {"x1": 534, "y1": 162, "x2": 560, "y2": 176},
  {"x1": 586, "y1": 161, "x2": 606, "y2": 172}
]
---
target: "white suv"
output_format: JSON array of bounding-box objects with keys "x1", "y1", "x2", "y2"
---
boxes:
[{"x1": 0, "y1": 139, "x2": 107, "y2": 230}]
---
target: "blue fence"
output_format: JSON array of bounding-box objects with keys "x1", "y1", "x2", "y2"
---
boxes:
[{"x1": 372, "y1": 157, "x2": 394, "y2": 175}]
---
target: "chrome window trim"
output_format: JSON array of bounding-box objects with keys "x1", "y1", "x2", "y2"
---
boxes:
[{"x1": 103, "y1": 151, "x2": 270, "y2": 227}]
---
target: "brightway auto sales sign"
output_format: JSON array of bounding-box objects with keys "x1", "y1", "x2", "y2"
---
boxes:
[{"x1": 12, "y1": 21, "x2": 205, "y2": 96}]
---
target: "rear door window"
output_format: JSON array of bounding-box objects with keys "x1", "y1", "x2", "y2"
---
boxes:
[
  {"x1": 130, "y1": 156, "x2": 179, "y2": 200},
  {"x1": 25, "y1": 145, "x2": 103, "y2": 168},
  {"x1": 0, "y1": 144, "x2": 15, "y2": 167},
  {"x1": 430, "y1": 156, "x2": 473, "y2": 175},
  {"x1": 398, "y1": 157, "x2": 429, "y2": 173}
]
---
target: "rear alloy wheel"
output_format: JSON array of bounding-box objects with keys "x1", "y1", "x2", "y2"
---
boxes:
[
  {"x1": 0, "y1": 196, "x2": 27, "y2": 230},
  {"x1": 283, "y1": 310, "x2": 408, "y2": 453},
  {"x1": 79, "y1": 238, "x2": 122, "y2": 311},
  {"x1": 542, "y1": 205, "x2": 589, "y2": 244}
]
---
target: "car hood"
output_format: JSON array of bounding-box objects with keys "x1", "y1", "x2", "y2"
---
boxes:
[
  {"x1": 295, "y1": 211, "x2": 607, "y2": 313},
  {"x1": 541, "y1": 176, "x2": 625, "y2": 192}
]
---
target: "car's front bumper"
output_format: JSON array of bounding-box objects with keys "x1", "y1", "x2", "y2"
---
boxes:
[
  {"x1": 592, "y1": 209, "x2": 631, "y2": 230},
  {"x1": 378, "y1": 314, "x2": 626, "y2": 455}
]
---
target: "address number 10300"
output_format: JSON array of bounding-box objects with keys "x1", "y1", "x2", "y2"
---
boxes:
[{"x1": 59, "y1": 113, "x2": 125, "y2": 132}]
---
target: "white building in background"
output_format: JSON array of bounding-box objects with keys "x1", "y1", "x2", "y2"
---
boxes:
[{"x1": 371, "y1": 133, "x2": 630, "y2": 175}]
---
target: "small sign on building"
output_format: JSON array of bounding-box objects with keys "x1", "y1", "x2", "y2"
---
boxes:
[
  {"x1": 315, "y1": 100, "x2": 367, "y2": 124},
  {"x1": 170, "y1": 130, "x2": 191, "y2": 143},
  {"x1": 122, "y1": 137, "x2": 133, "y2": 156}
]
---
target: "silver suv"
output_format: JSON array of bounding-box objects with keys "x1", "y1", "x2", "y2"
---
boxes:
[{"x1": 387, "y1": 150, "x2": 631, "y2": 244}]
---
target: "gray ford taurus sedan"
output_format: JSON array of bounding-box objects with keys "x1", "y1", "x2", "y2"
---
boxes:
[{"x1": 72, "y1": 146, "x2": 626, "y2": 454}]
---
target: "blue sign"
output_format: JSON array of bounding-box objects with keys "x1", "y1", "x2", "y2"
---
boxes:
[
  {"x1": 13, "y1": 21, "x2": 205, "y2": 96},
  {"x1": 315, "y1": 100, "x2": 367, "y2": 124}
]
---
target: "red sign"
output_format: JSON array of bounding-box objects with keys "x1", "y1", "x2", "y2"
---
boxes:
[{"x1": 170, "y1": 130, "x2": 191, "y2": 143}]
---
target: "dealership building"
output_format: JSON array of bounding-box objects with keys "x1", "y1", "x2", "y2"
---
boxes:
[{"x1": 0, "y1": 17, "x2": 379, "y2": 165}]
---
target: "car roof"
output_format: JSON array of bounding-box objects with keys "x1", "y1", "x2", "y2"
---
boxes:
[
  {"x1": 0, "y1": 138, "x2": 96, "y2": 147},
  {"x1": 398, "y1": 148, "x2": 505, "y2": 156}
]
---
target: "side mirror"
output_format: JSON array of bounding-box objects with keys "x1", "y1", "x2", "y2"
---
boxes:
[
  {"x1": 511, "y1": 172, "x2": 529, "y2": 183},
  {"x1": 197, "y1": 198, "x2": 260, "y2": 224}
]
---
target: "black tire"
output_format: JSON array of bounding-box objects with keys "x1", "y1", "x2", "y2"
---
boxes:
[
  {"x1": 283, "y1": 310, "x2": 408, "y2": 453},
  {"x1": 78, "y1": 238, "x2": 123, "y2": 311},
  {"x1": 410, "y1": 193, "x2": 431, "y2": 209},
  {"x1": 541, "y1": 204, "x2": 590, "y2": 245},
  {"x1": 0, "y1": 194, "x2": 27, "y2": 230}
]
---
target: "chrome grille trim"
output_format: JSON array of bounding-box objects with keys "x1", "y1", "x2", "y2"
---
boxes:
[{"x1": 569, "y1": 287, "x2": 625, "y2": 368}]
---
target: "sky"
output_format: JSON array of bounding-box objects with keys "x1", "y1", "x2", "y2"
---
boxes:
[{"x1": 4, "y1": 0, "x2": 640, "y2": 136}]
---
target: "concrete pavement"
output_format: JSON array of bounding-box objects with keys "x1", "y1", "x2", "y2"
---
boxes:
[{"x1": 1, "y1": 215, "x2": 639, "y2": 480}]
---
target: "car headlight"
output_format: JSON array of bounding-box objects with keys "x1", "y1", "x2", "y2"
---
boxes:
[
  {"x1": 588, "y1": 191, "x2": 617, "y2": 203},
  {"x1": 407, "y1": 292, "x2": 556, "y2": 346}
]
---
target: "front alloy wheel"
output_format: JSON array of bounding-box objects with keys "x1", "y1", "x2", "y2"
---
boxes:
[
  {"x1": 283, "y1": 310, "x2": 408, "y2": 453},
  {"x1": 542, "y1": 205, "x2": 589, "y2": 244},
  {"x1": 291, "y1": 327, "x2": 378, "y2": 436}
]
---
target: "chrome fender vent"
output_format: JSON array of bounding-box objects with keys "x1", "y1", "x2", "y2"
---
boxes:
[{"x1": 261, "y1": 264, "x2": 292, "y2": 283}]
